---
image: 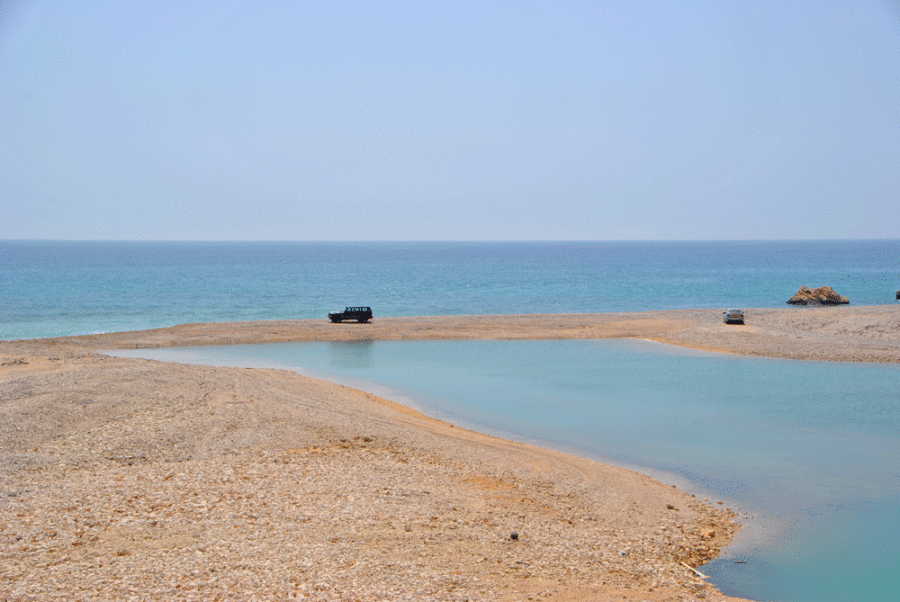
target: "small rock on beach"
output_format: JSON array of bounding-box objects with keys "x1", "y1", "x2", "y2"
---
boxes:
[{"x1": 787, "y1": 286, "x2": 849, "y2": 306}]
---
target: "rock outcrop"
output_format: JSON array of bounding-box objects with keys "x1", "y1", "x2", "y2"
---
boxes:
[{"x1": 787, "y1": 286, "x2": 849, "y2": 306}]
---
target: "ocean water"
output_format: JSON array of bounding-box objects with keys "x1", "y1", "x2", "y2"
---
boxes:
[
  {"x1": 2, "y1": 239, "x2": 899, "y2": 341},
  {"x1": 6, "y1": 239, "x2": 900, "y2": 601}
]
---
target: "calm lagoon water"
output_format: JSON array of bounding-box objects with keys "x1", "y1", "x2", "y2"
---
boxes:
[{"x1": 111, "y1": 339, "x2": 900, "y2": 602}]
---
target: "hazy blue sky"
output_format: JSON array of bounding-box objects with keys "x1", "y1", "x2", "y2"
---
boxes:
[{"x1": 2, "y1": 1, "x2": 898, "y2": 240}]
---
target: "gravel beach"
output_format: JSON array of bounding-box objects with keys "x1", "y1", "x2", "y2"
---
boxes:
[{"x1": 3, "y1": 305, "x2": 898, "y2": 601}]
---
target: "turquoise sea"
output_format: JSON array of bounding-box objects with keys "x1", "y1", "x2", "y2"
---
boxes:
[
  {"x1": 5, "y1": 239, "x2": 900, "y2": 602},
  {"x1": 3, "y1": 239, "x2": 899, "y2": 341}
]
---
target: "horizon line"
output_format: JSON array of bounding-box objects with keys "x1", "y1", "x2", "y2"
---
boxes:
[{"x1": 2, "y1": 237, "x2": 900, "y2": 245}]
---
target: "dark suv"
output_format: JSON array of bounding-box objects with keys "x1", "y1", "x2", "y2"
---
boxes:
[{"x1": 328, "y1": 306, "x2": 373, "y2": 323}]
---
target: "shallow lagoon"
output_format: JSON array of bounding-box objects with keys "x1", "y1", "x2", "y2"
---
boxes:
[{"x1": 113, "y1": 340, "x2": 900, "y2": 602}]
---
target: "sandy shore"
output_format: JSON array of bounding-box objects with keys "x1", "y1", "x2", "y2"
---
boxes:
[{"x1": 2, "y1": 306, "x2": 897, "y2": 601}]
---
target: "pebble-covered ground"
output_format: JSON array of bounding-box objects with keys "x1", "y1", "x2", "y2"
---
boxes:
[
  {"x1": 8, "y1": 305, "x2": 895, "y2": 601},
  {"x1": 2, "y1": 350, "x2": 741, "y2": 601}
]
